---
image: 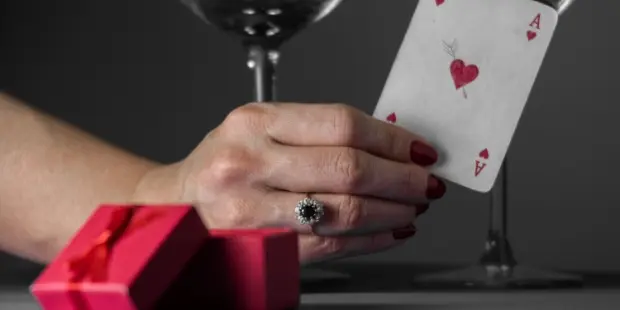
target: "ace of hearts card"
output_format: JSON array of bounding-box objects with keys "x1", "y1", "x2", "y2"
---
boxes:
[{"x1": 374, "y1": 0, "x2": 559, "y2": 192}]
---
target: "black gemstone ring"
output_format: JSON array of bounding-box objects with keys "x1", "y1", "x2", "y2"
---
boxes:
[{"x1": 294, "y1": 196, "x2": 324, "y2": 225}]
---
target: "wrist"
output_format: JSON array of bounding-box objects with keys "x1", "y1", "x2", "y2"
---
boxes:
[{"x1": 131, "y1": 162, "x2": 187, "y2": 204}]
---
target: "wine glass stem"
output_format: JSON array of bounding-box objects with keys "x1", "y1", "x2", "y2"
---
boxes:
[
  {"x1": 480, "y1": 158, "x2": 517, "y2": 269},
  {"x1": 490, "y1": 160, "x2": 508, "y2": 238},
  {"x1": 247, "y1": 45, "x2": 279, "y2": 102}
]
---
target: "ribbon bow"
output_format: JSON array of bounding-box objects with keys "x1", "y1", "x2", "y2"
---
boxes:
[
  {"x1": 63, "y1": 205, "x2": 166, "y2": 310},
  {"x1": 65, "y1": 205, "x2": 166, "y2": 283}
]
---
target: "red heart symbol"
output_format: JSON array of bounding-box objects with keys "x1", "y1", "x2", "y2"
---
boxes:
[
  {"x1": 436, "y1": 0, "x2": 445, "y2": 5},
  {"x1": 527, "y1": 30, "x2": 537, "y2": 41},
  {"x1": 450, "y1": 59, "x2": 479, "y2": 89},
  {"x1": 479, "y1": 148, "x2": 489, "y2": 159},
  {"x1": 386, "y1": 112, "x2": 397, "y2": 123}
]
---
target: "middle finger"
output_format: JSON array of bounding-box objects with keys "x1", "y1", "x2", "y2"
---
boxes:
[{"x1": 265, "y1": 144, "x2": 446, "y2": 204}]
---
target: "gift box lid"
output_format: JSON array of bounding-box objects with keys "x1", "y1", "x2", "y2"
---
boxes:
[{"x1": 31, "y1": 204, "x2": 208, "y2": 310}]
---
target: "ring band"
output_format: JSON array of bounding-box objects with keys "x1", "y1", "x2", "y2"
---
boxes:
[{"x1": 295, "y1": 194, "x2": 325, "y2": 225}]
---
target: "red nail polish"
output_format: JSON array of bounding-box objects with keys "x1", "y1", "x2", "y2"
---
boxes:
[
  {"x1": 416, "y1": 204, "x2": 430, "y2": 216},
  {"x1": 410, "y1": 141, "x2": 438, "y2": 166},
  {"x1": 426, "y1": 175, "x2": 446, "y2": 199},
  {"x1": 393, "y1": 224, "x2": 417, "y2": 240}
]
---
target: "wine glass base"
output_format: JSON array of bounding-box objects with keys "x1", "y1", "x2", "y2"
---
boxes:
[{"x1": 412, "y1": 265, "x2": 583, "y2": 290}]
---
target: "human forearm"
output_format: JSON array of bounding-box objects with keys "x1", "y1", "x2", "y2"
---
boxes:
[{"x1": 0, "y1": 92, "x2": 160, "y2": 263}]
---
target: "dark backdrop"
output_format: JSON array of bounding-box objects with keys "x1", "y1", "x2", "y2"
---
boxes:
[{"x1": 0, "y1": 0, "x2": 616, "y2": 280}]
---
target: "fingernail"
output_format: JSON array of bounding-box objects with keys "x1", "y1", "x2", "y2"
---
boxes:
[
  {"x1": 416, "y1": 204, "x2": 430, "y2": 216},
  {"x1": 410, "y1": 141, "x2": 438, "y2": 166},
  {"x1": 426, "y1": 175, "x2": 446, "y2": 199},
  {"x1": 393, "y1": 224, "x2": 417, "y2": 240}
]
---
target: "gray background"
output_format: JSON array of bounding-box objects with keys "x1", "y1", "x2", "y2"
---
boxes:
[{"x1": 0, "y1": 0, "x2": 615, "y2": 282}]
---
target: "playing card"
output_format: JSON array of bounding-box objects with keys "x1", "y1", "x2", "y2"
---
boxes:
[{"x1": 374, "y1": 0, "x2": 558, "y2": 192}]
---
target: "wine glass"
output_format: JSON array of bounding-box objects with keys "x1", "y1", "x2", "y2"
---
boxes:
[
  {"x1": 180, "y1": 0, "x2": 349, "y2": 282},
  {"x1": 412, "y1": 0, "x2": 581, "y2": 289},
  {"x1": 181, "y1": 0, "x2": 344, "y2": 102}
]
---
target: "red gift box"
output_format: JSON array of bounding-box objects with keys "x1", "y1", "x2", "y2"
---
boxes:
[
  {"x1": 158, "y1": 228, "x2": 300, "y2": 310},
  {"x1": 31, "y1": 204, "x2": 208, "y2": 310}
]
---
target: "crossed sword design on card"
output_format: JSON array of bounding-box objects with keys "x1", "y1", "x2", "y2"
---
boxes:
[{"x1": 385, "y1": 1, "x2": 544, "y2": 179}]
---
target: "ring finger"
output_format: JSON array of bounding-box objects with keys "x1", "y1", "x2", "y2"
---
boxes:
[{"x1": 262, "y1": 191, "x2": 422, "y2": 236}]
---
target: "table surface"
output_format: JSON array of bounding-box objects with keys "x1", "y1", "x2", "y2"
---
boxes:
[
  {"x1": 3, "y1": 263, "x2": 620, "y2": 309},
  {"x1": 3, "y1": 289, "x2": 620, "y2": 310}
]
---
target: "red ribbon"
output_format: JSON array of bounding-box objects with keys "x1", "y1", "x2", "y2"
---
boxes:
[{"x1": 64, "y1": 205, "x2": 166, "y2": 309}]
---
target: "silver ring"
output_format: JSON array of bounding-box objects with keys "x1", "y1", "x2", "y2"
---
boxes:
[{"x1": 295, "y1": 195, "x2": 324, "y2": 225}]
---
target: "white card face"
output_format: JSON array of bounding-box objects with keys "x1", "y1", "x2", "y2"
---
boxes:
[{"x1": 374, "y1": 0, "x2": 558, "y2": 193}]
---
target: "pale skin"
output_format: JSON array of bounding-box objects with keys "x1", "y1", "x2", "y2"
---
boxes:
[{"x1": 0, "y1": 91, "x2": 446, "y2": 265}]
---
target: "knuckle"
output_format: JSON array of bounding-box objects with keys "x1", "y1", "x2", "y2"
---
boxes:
[
  {"x1": 328, "y1": 104, "x2": 359, "y2": 145},
  {"x1": 406, "y1": 167, "x2": 426, "y2": 194},
  {"x1": 382, "y1": 129, "x2": 402, "y2": 159},
  {"x1": 320, "y1": 237, "x2": 347, "y2": 255},
  {"x1": 204, "y1": 147, "x2": 255, "y2": 187},
  {"x1": 333, "y1": 148, "x2": 365, "y2": 190},
  {"x1": 222, "y1": 102, "x2": 269, "y2": 132},
  {"x1": 338, "y1": 196, "x2": 365, "y2": 230},
  {"x1": 367, "y1": 233, "x2": 390, "y2": 251}
]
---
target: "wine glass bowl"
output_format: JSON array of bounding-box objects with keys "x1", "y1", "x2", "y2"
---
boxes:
[
  {"x1": 549, "y1": 0, "x2": 575, "y2": 14},
  {"x1": 183, "y1": 0, "x2": 343, "y2": 49},
  {"x1": 535, "y1": 0, "x2": 574, "y2": 14},
  {"x1": 181, "y1": 0, "x2": 343, "y2": 102}
]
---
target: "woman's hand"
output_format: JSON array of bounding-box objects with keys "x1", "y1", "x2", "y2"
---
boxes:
[{"x1": 134, "y1": 103, "x2": 446, "y2": 264}]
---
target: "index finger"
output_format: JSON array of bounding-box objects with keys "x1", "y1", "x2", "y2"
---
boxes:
[{"x1": 263, "y1": 103, "x2": 439, "y2": 165}]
